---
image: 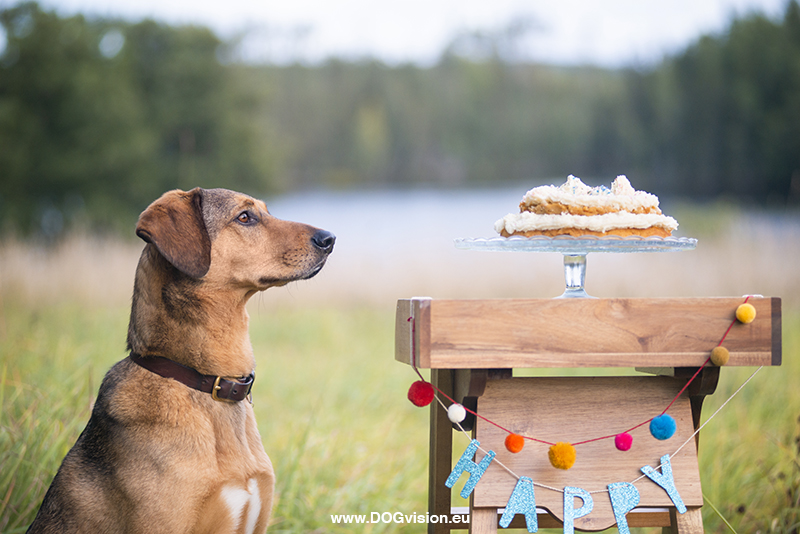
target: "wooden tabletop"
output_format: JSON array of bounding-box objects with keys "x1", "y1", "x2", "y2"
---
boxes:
[{"x1": 396, "y1": 297, "x2": 781, "y2": 369}]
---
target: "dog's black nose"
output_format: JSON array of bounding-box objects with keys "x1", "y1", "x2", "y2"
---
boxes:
[{"x1": 311, "y1": 229, "x2": 336, "y2": 253}]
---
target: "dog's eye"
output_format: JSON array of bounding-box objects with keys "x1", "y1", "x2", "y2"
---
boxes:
[{"x1": 236, "y1": 211, "x2": 255, "y2": 225}]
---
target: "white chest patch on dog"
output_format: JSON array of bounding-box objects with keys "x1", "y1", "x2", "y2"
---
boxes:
[{"x1": 221, "y1": 478, "x2": 261, "y2": 534}]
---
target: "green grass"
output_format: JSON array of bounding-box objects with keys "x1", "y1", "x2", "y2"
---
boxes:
[
  {"x1": 0, "y1": 302, "x2": 128, "y2": 533},
  {"x1": 1, "y1": 297, "x2": 798, "y2": 533}
]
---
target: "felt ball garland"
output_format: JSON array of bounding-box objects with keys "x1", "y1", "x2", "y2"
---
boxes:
[{"x1": 405, "y1": 296, "x2": 756, "y2": 470}]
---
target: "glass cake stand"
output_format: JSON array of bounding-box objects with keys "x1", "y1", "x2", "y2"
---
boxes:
[{"x1": 453, "y1": 235, "x2": 697, "y2": 298}]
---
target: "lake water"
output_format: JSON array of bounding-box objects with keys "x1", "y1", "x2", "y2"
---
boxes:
[{"x1": 268, "y1": 186, "x2": 525, "y2": 253}]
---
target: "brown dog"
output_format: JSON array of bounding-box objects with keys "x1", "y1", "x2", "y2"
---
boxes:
[{"x1": 27, "y1": 188, "x2": 335, "y2": 534}]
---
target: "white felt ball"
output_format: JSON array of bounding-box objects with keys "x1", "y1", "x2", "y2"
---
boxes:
[{"x1": 447, "y1": 403, "x2": 467, "y2": 424}]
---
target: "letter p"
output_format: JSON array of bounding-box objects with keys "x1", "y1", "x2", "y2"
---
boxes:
[{"x1": 563, "y1": 486, "x2": 593, "y2": 534}]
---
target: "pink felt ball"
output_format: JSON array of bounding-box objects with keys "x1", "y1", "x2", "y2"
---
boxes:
[
  {"x1": 407, "y1": 380, "x2": 435, "y2": 407},
  {"x1": 615, "y1": 432, "x2": 633, "y2": 451}
]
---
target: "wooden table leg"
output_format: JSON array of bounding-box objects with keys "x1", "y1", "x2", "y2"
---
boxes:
[
  {"x1": 687, "y1": 367, "x2": 720, "y2": 449},
  {"x1": 429, "y1": 369, "x2": 454, "y2": 534},
  {"x1": 662, "y1": 507, "x2": 704, "y2": 534},
  {"x1": 469, "y1": 508, "x2": 498, "y2": 534}
]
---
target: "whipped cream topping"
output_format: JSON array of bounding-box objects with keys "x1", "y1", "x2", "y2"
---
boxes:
[{"x1": 520, "y1": 175, "x2": 660, "y2": 212}]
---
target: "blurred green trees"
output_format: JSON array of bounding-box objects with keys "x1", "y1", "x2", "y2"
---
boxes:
[
  {"x1": 1, "y1": 1, "x2": 799, "y2": 235},
  {"x1": 626, "y1": 0, "x2": 800, "y2": 202},
  {"x1": 0, "y1": 3, "x2": 275, "y2": 234}
]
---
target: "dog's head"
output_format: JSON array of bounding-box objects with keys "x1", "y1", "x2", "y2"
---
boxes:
[{"x1": 135, "y1": 188, "x2": 334, "y2": 292}]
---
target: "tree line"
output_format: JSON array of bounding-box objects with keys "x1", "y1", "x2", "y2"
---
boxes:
[
  {"x1": 1, "y1": 1, "x2": 799, "y2": 235},
  {"x1": 0, "y1": 3, "x2": 272, "y2": 234}
]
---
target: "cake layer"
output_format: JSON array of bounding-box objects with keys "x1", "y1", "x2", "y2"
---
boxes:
[
  {"x1": 498, "y1": 226, "x2": 673, "y2": 238},
  {"x1": 525, "y1": 201, "x2": 662, "y2": 216},
  {"x1": 494, "y1": 210, "x2": 678, "y2": 237}
]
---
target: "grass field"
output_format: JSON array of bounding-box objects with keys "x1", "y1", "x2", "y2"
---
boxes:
[
  {"x1": 1, "y1": 200, "x2": 799, "y2": 533},
  {"x1": 1, "y1": 297, "x2": 798, "y2": 533}
]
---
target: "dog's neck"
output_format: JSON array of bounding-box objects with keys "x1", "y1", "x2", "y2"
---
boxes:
[{"x1": 126, "y1": 246, "x2": 256, "y2": 377}]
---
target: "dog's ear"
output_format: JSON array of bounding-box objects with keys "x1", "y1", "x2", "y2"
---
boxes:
[{"x1": 136, "y1": 188, "x2": 211, "y2": 278}]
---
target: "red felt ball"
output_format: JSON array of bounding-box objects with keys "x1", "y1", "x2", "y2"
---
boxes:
[
  {"x1": 615, "y1": 432, "x2": 633, "y2": 451},
  {"x1": 407, "y1": 380, "x2": 435, "y2": 407}
]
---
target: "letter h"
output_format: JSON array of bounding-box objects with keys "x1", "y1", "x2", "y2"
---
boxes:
[{"x1": 445, "y1": 439, "x2": 496, "y2": 498}]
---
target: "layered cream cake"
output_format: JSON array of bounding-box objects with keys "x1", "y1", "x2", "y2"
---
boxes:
[{"x1": 494, "y1": 175, "x2": 678, "y2": 238}]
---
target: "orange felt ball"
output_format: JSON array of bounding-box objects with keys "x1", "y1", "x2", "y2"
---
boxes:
[
  {"x1": 548, "y1": 442, "x2": 576, "y2": 470},
  {"x1": 505, "y1": 433, "x2": 525, "y2": 454}
]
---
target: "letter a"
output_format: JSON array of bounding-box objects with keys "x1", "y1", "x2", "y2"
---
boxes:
[
  {"x1": 499, "y1": 476, "x2": 537, "y2": 532},
  {"x1": 563, "y1": 486, "x2": 593, "y2": 534},
  {"x1": 445, "y1": 439, "x2": 496, "y2": 498},
  {"x1": 608, "y1": 482, "x2": 640, "y2": 534},
  {"x1": 641, "y1": 454, "x2": 687, "y2": 513}
]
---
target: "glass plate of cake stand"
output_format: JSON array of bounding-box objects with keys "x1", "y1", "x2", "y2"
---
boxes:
[{"x1": 453, "y1": 236, "x2": 697, "y2": 298}]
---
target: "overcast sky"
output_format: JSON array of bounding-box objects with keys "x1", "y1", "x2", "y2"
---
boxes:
[{"x1": 12, "y1": 0, "x2": 793, "y2": 66}]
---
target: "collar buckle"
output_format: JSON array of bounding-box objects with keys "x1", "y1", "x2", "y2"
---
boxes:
[{"x1": 212, "y1": 375, "x2": 237, "y2": 403}]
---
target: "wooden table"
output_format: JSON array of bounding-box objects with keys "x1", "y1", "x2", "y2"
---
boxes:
[{"x1": 395, "y1": 297, "x2": 781, "y2": 533}]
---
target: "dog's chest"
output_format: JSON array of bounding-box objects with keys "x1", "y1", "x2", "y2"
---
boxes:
[{"x1": 220, "y1": 478, "x2": 262, "y2": 534}]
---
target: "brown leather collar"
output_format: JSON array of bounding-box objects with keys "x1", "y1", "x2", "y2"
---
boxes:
[{"x1": 129, "y1": 353, "x2": 254, "y2": 403}]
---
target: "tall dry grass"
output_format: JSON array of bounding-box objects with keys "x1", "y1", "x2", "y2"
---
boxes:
[{"x1": 0, "y1": 234, "x2": 141, "y2": 308}]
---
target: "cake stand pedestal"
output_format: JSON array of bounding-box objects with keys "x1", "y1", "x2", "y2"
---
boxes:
[{"x1": 561, "y1": 254, "x2": 588, "y2": 298}]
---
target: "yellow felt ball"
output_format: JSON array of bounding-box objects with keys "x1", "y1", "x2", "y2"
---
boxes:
[
  {"x1": 710, "y1": 345, "x2": 730, "y2": 366},
  {"x1": 548, "y1": 442, "x2": 576, "y2": 470},
  {"x1": 736, "y1": 303, "x2": 756, "y2": 324}
]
